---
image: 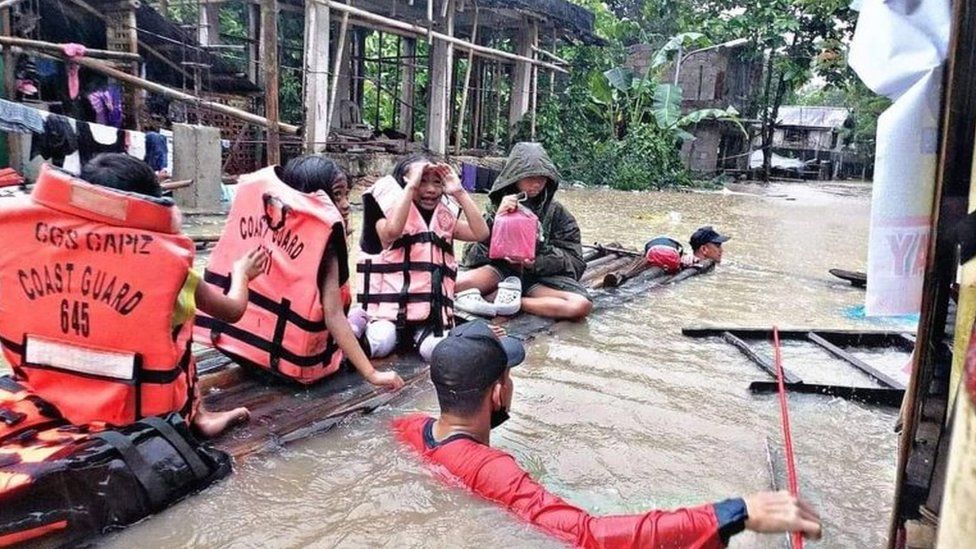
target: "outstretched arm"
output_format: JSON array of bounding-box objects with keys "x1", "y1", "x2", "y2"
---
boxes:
[
  {"x1": 320, "y1": 254, "x2": 404, "y2": 390},
  {"x1": 467, "y1": 453, "x2": 820, "y2": 549},
  {"x1": 196, "y1": 248, "x2": 268, "y2": 322}
]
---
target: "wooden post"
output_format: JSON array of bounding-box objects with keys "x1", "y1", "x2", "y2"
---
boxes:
[
  {"x1": 507, "y1": 18, "x2": 536, "y2": 134},
  {"x1": 247, "y1": 3, "x2": 260, "y2": 83},
  {"x1": 426, "y1": 0, "x2": 453, "y2": 155},
  {"x1": 453, "y1": 6, "x2": 477, "y2": 153},
  {"x1": 398, "y1": 37, "x2": 416, "y2": 137},
  {"x1": 198, "y1": 3, "x2": 221, "y2": 46},
  {"x1": 328, "y1": 7, "x2": 350, "y2": 131},
  {"x1": 1, "y1": 7, "x2": 20, "y2": 170},
  {"x1": 105, "y1": 3, "x2": 143, "y2": 131},
  {"x1": 529, "y1": 47, "x2": 538, "y2": 140},
  {"x1": 261, "y1": 0, "x2": 280, "y2": 164},
  {"x1": 303, "y1": 0, "x2": 330, "y2": 152}
]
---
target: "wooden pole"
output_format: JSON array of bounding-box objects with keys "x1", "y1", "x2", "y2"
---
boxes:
[
  {"x1": 318, "y1": 0, "x2": 567, "y2": 74},
  {"x1": 530, "y1": 46, "x2": 538, "y2": 140},
  {"x1": 303, "y1": 0, "x2": 330, "y2": 152},
  {"x1": 1, "y1": 7, "x2": 20, "y2": 171},
  {"x1": 327, "y1": 3, "x2": 350, "y2": 136},
  {"x1": 261, "y1": 0, "x2": 281, "y2": 163},
  {"x1": 397, "y1": 37, "x2": 416, "y2": 136},
  {"x1": 0, "y1": 36, "x2": 142, "y2": 62},
  {"x1": 453, "y1": 5, "x2": 477, "y2": 153},
  {"x1": 63, "y1": 0, "x2": 192, "y2": 80},
  {"x1": 0, "y1": 0, "x2": 28, "y2": 10}
]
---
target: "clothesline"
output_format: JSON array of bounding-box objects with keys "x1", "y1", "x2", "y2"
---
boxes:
[{"x1": 0, "y1": 98, "x2": 172, "y2": 176}]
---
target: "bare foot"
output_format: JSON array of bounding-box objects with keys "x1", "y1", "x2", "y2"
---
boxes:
[{"x1": 193, "y1": 406, "x2": 250, "y2": 438}]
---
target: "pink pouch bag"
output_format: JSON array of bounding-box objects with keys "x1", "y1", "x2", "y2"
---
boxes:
[{"x1": 489, "y1": 205, "x2": 538, "y2": 262}]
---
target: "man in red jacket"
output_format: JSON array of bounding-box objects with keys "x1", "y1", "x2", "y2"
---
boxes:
[{"x1": 393, "y1": 321, "x2": 822, "y2": 548}]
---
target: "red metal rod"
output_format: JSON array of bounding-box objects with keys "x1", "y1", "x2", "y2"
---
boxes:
[{"x1": 773, "y1": 326, "x2": 803, "y2": 549}]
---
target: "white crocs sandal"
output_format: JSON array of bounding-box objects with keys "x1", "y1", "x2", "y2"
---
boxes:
[
  {"x1": 454, "y1": 288, "x2": 498, "y2": 317},
  {"x1": 493, "y1": 276, "x2": 522, "y2": 316}
]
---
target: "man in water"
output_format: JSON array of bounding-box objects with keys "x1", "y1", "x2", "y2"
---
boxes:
[
  {"x1": 394, "y1": 321, "x2": 822, "y2": 548},
  {"x1": 689, "y1": 225, "x2": 730, "y2": 265}
]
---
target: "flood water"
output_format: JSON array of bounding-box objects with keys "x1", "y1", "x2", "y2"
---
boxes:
[{"x1": 97, "y1": 181, "x2": 910, "y2": 548}]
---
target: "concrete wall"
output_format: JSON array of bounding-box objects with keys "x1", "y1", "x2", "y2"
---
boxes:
[{"x1": 172, "y1": 124, "x2": 223, "y2": 211}]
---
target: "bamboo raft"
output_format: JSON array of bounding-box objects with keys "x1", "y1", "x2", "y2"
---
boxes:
[{"x1": 202, "y1": 244, "x2": 717, "y2": 459}]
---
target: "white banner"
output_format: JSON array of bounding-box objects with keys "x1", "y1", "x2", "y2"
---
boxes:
[{"x1": 848, "y1": 0, "x2": 950, "y2": 316}]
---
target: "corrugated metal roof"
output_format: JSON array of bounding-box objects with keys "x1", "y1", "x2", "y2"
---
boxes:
[{"x1": 776, "y1": 106, "x2": 851, "y2": 129}]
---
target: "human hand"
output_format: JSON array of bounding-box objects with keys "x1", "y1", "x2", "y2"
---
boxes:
[
  {"x1": 404, "y1": 162, "x2": 426, "y2": 196},
  {"x1": 233, "y1": 248, "x2": 269, "y2": 281},
  {"x1": 498, "y1": 194, "x2": 519, "y2": 215},
  {"x1": 489, "y1": 324, "x2": 507, "y2": 339},
  {"x1": 504, "y1": 256, "x2": 534, "y2": 269},
  {"x1": 680, "y1": 254, "x2": 697, "y2": 268},
  {"x1": 368, "y1": 369, "x2": 405, "y2": 390},
  {"x1": 743, "y1": 491, "x2": 822, "y2": 540},
  {"x1": 433, "y1": 163, "x2": 463, "y2": 197}
]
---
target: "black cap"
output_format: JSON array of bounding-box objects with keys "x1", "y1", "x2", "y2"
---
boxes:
[
  {"x1": 690, "y1": 226, "x2": 730, "y2": 250},
  {"x1": 430, "y1": 320, "x2": 525, "y2": 393}
]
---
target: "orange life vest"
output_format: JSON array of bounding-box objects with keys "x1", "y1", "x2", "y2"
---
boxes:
[
  {"x1": 0, "y1": 164, "x2": 196, "y2": 427},
  {"x1": 357, "y1": 176, "x2": 458, "y2": 336},
  {"x1": 195, "y1": 167, "x2": 350, "y2": 384},
  {"x1": 0, "y1": 408, "x2": 230, "y2": 547}
]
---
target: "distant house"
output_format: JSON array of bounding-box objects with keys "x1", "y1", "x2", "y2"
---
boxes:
[
  {"x1": 751, "y1": 106, "x2": 855, "y2": 180},
  {"x1": 627, "y1": 42, "x2": 762, "y2": 175}
]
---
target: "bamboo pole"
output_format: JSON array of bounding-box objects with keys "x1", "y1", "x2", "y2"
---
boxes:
[
  {"x1": 453, "y1": 5, "x2": 477, "y2": 152},
  {"x1": 0, "y1": 0, "x2": 27, "y2": 10},
  {"x1": 62, "y1": 0, "x2": 193, "y2": 80},
  {"x1": 0, "y1": 35, "x2": 142, "y2": 62},
  {"x1": 318, "y1": 0, "x2": 567, "y2": 74},
  {"x1": 53, "y1": 52, "x2": 298, "y2": 133},
  {"x1": 531, "y1": 44, "x2": 567, "y2": 66}
]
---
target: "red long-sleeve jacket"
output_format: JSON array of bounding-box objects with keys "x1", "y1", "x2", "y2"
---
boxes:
[{"x1": 394, "y1": 415, "x2": 746, "y2": 548}]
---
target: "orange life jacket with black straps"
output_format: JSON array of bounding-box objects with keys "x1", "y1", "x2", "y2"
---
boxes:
[
  {"x1": 357, "y1": 176, "x2": 459, "y2": 337},
  {"x1": 0, "y1": 400, "x2": 230, "y2": 548},
  {"x1": 0, "y1": 165, "x2": 196, "y2": 427},
  {"x1": 195, "y1": 167, "x2": 350, "y2": 384}
]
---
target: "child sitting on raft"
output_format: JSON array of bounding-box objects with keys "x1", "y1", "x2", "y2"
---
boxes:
[
  {"x1": 84, "y1": 155, "x2": 264, "y2": 437},
  {"x1": 196, "y1": 155, "x2": 404, "y2": 391},
  {"x1": 0, "y1": 154, "x2": 264, "y2": 438},
  {"x1": 354, "y1": 154, "x2": 490, "y2": 361},
  {"x1": 455, "y1": 143, "x2": 592, "y2": 320}
]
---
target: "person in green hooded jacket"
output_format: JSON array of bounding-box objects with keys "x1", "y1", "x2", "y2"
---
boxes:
[{"x1": 456, "y1": 143, "x2": 593, "y2": 320}]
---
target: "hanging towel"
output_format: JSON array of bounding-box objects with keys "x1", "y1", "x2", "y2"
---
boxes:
[
  {"x1": 30, "y1": 114, "x2": 77, "y2": 168},
  {"x1": 145, "y1": 131, "x2": 168, "y2": 171}
]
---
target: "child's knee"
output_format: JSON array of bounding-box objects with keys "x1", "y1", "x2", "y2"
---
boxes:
[
  {"x1": 417, "y1": 333, "x2": 447, "y2": 363},
  {"x1": 348, "y1": 308, "x2": 369, "y2": 338},
  {"x1": 565, "y1": 296, "x2": 593, "y2": 319},
  {"x1": 365, "y1": 320, "x2": 397, "y2": 358}
]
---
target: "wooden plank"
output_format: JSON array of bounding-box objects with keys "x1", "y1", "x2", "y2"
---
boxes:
[
  {"x1": 749, "y1": 381, "x2": 905, "y2": 407},
  {"x1": 507, "y1": 18, "x2": 536, "y2": 132},
  {"x1": 722, "y1": 331, "x2": 803, "y2": 384},
  {"x1": 807, "y1": 332, "x2": 906, "y2": 390},
  {"x1": 683, "y1": 326, "x2": 916, "y2": 348}
]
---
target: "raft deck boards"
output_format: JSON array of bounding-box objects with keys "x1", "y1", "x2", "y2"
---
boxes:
[{"x1": 200, "y1": 246, "x2": 716, "y2": 459}]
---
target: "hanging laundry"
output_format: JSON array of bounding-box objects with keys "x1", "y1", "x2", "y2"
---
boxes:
[
  {"x1": 30, "y1": 114, "x2": 77, "y2": 168},
  {"x1": 76, "y1": 121, "x2": 125, "y2": 165},
  {"x1": 126, "y1": 129, "x2": 146, "y2": 162},
  {"x1": 0, "y1": 98, "x2": 44, "y2": 134},
  {"x1": 61, "y1": 43, "x2": 86, "y2": 100},
  {"x1": 145, "y1": 131, "x2": 169, "y2": 171}
]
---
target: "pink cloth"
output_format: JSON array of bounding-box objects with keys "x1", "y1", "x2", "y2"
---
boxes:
[{"x1": 61, "y1": 43, "x2": 87, "y2": 99}]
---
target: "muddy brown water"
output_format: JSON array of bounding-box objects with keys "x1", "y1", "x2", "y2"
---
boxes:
[{"x1": 16, "y1": 181, "x2": 911, "y2": 548}]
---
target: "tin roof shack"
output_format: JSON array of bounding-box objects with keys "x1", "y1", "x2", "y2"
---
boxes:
[
  {"x1": 765, "y1": 105, "x2": 854, "y2": 180},
  {"x1": 628, "y1": 42, "x2": 762, "y2": 176}
]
